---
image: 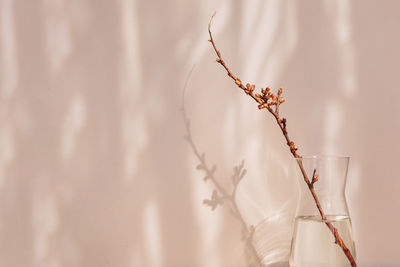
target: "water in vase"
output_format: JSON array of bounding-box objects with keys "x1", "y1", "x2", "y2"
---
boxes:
[{"x1": 289, "y1": 215, "x2": 356, "y2": 267}]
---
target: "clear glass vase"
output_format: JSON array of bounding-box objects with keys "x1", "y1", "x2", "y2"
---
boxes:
[{"x1": 289, "y1": 156, "x2": 357, "y2": 267}]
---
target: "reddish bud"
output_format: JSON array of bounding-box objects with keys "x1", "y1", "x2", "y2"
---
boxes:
[
  {"x1": 235, "y1": 79, "x2": 241, "y2": 86},
  {"x1": 255, "y1": 93, "x2": 261, "y2": 98},
  {"x1": 246, "y1": 83, "x2": 251, "y2": 89},
  {"x1": 250, "y1": 84, "x2": 255, "y2": 91},
  {"x1": 216, "y1": 58, "x2": 222, "y2": 63},
  {"x1": 278, "y1": 87, "x2": 283, "y2": 95},
  {"x1": 279, "y1": 97, "x2": 285, "y2": 103}
]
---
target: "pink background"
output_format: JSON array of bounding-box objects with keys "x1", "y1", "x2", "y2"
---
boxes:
[{"x1": 0, "y1": 0, "x2": 399, "y2": 266}]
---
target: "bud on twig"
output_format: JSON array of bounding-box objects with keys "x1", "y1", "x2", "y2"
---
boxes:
[
  {"x1": 258, "y1": 103, "x2": 268, "y2": 109},
  {"x1": 289, "y1": 141, "x2": 298, "y2": 153},
  {"x1": 310, "y1": 169, "x2": 319, "y2": 186},
  {"x1": 312, "y1": 174, "x2": 319, "y2": 183}
]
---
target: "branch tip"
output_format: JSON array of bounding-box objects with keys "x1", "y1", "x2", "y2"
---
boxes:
[{"x1": 208, "y1": 12, "x2": 216, "y2": 33}]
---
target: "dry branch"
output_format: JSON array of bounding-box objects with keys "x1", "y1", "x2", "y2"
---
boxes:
[{"x1": 208, "y1": 13, "x2": 356, "y2": 267}]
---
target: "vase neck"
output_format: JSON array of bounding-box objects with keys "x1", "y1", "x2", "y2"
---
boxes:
[{"x1": 295, "y1": 156, "x2": 350, "y2": 217}]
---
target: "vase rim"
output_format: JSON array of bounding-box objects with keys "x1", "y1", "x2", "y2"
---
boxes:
[{"x1": 296, "y1": 155, "x2": 350, "y2": 160}]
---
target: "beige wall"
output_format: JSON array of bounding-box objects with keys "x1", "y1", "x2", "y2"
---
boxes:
[{"x1": 0, "y1": 0, "x2": 399, "y2": 266}]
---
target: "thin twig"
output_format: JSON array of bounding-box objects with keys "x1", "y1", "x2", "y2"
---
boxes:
[{"x1": 208, "y1": 14, "x2": 356, "y2": 267}]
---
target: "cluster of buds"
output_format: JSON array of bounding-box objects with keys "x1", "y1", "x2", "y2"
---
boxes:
[
  {"x1": 255, "y1": 87, "x2": 270, "y2": 101},
  {"x1": 245, "y1": 83, "x2": 255, "y2": 95},
  {"x1": 289, "y1": 141, "x2": 298, "y2": 153},
  {"x1": 255, "y1": 86, "x2": 285, "y2": 110}
]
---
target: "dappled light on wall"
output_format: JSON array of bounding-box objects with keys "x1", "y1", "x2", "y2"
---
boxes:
[{"x1": 0, "y1": 0, "x2": 399, "y2": 266}]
